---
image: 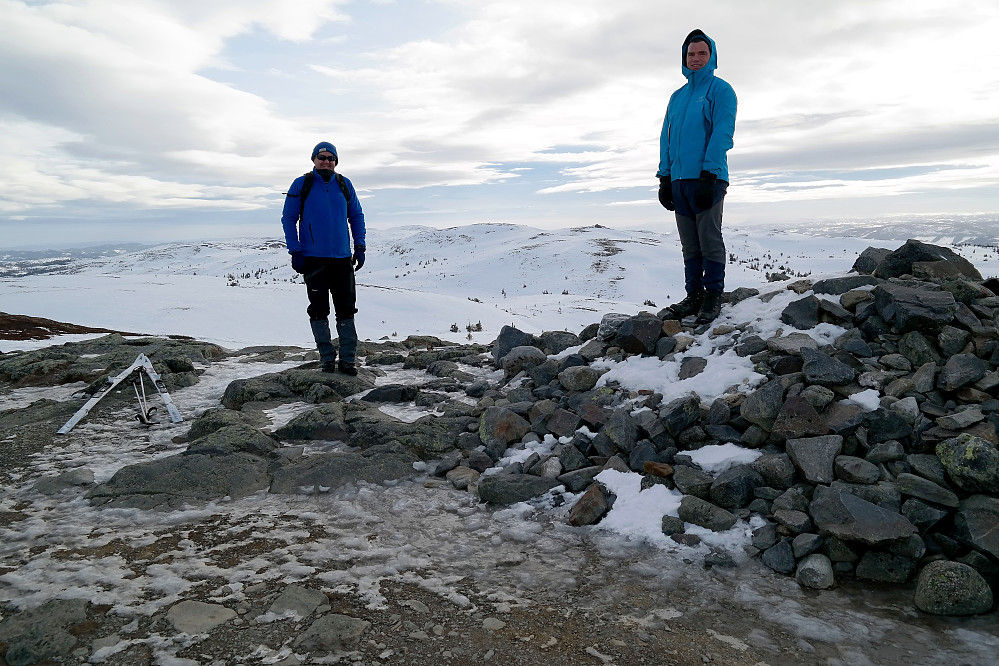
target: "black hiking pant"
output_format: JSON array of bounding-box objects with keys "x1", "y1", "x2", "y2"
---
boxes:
[{"x1": 303, "y1": 257, "x2": 357, "y2": 321}]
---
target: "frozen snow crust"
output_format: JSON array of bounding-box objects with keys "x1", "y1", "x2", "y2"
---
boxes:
[{"x1": 0, "y1": 239, "x2": 997, "y2": 663}]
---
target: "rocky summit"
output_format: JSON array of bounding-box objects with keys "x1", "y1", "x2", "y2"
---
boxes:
[
  {"x1": 457, "y1": 239, "x2": 997, "y2": 614},
  {"x1": 1, "y1": 238, "x2": 998, "y2": 664}
]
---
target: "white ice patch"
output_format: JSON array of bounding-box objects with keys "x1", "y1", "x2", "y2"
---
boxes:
[
  {"x1": 594, "y1": 348, "x2": 765, "y2": 405},
  {"x1": 0, "y1": 382, "x2": 89, "y2": 411},
  {"x1": 373, "y1": 367, "x2": 432, "y2": 387},
  {"x1": 594, "y1": 469, "x2": 684, "y2": 539},
  {"x1": 725, "y1": 288, "x2": 848, "y2": 345},
  {"x1": 551, "y1": 343, "x2": 584, "y2": 359},
  {"x1": 378, "y1": 403, "x2": 433, "y2": 423},
  {"x1": 483, "y1": 435, "x2": 560, "y2": 476},
  {"x1": 844, "y1": 389, "x2": 881, "y2": 411},
  {"x1": 262, "y1": 401, "x2": 313, "y2": 431},
  {"x1": 586, "y1": 469, "x2": 762, "y2": 557},
  {"x1": 0, "y1": 333, "x2": 112, "y2": 354},
  {"x1": 686, "y1": 443, "x2": 763, "y2": 474}
]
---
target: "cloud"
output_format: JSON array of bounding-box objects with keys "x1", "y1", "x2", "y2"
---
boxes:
[
  {"x1": 0, "y1": 0, "x2": 349, "y2": 213},
  {"x1": 313, "y1": 0, "x2": 999, "y2": 203},
  {"x1": 0, "y1": 0, "x2": 998, "y2": 236}
]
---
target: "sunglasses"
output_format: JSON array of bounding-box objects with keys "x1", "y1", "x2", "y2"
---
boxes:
[{"x1": 315, "y1": 154, "x2": 336, "y2": 162}]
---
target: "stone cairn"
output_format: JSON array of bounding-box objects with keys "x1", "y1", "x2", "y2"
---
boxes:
[{"x1": 431, "y1": 239, "x2": 998, "y2": 617}]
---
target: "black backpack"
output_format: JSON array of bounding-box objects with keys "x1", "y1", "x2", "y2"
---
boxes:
[{"x1": 292, "y1": 171, "x2": 352, "y2": 222}]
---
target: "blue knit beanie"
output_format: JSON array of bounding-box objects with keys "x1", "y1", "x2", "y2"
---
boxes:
[{"x1": 311, "y1": 142, "x2": 338, "y2": 159}]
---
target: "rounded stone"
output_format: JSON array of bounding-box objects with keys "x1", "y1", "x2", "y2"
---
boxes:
[
  {"x1": 914, "y1": 561, "x2": 994, "y2": 616},
  {"x1": 558, "y1": 366, "x2": 600, "y2": 392},
  {"x1": 796, "y1": 553, "x2": 835, "y2": 590}
]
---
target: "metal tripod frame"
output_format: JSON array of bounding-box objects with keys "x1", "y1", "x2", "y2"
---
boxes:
[{"x1": 57, "y1": 353, "x2": 183, "y2": 434}]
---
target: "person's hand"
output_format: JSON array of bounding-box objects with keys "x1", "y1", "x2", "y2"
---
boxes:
[
  {"x1": 694, "y1": 170, "x2": 717, "y2": 209},
  {"x1": 352, "y1": 245, "x2": 366, "y2": 271},
  {"x1": 658, "y1": 177, "x2": 674, "y2": 211},
  {"x1": 290, "y1": 251, "x2": 305, "y2": 274}
]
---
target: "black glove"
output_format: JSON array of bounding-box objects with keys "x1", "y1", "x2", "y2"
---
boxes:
[
  {"x1": 352, "y1": 244, "x2": 366, "y2": 271},
  {"x1": 658, "y1": 177, "x2": 674, "y2": 211},
  {"x1": 290, "y1": 251, "x2": 306, "y2": 274},
  {"x1": 694, "y1": 170, "x2": 717, "y2": 209}
]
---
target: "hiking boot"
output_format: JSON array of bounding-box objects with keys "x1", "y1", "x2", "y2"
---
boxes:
[
  {"x1": 696, "y1": 290, "x2": 723, "y2": 324},
  {"x1": 321, "y1": 361, "x2": 337, "y2": 373},
  {"x1": 338, "y1": 360, "x2": 358, "y2": 376},
  {"x1": 666, "y1": 289, "x2": 705, "y2": 319}
]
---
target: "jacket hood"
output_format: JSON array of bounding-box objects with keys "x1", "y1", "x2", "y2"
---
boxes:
[{"x1": 681, "y1": 29, "x2": 717, "y2": 79}]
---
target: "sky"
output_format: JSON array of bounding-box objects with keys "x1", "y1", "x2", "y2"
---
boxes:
[{"x1": 2, "y1": 0, "x2": 999, "y2": 247}]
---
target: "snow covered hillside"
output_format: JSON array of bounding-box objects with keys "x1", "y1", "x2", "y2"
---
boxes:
[{"x1": 3, "y1": 222, "x2": 999, "y2": 353}]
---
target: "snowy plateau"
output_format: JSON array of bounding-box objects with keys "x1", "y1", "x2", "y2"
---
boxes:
[{"x1": 1, "y1": 222, "x2": 998, "y2": 666}]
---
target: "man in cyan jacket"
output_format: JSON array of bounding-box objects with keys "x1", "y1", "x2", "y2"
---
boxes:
[
  {"x1": 282, "y1": 141, "x2": 366, "y2": 375},
  {"x1": 657, "y1": 29, "x2": 737, "y2": 324}
]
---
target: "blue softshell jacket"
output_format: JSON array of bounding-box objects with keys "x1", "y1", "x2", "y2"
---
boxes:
[
  {"x1": 281, "y1": 169, "x2": 365, "y2": 258},
  {"x1": 656, "y1": 32, "x2": 737, "y2": 182}
]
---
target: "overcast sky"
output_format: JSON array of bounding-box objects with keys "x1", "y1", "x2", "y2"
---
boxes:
[{"x1": 2, "y1": 0, "x2": 998, "y2": 247}]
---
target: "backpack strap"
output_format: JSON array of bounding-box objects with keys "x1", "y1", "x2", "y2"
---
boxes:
[
  {"x1": 297, "y1": 171, "x2": 315, "y2": 223},
  {"x1": 335, "y1": 173, "x2": 353, "y2": 206},
  {"x1": 295, "y1": 171, "x2": 352, "y2": 223}
]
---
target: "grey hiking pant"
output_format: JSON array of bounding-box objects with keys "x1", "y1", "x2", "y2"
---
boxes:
[{"x1": 672, "y1": 178, "x2": 728, "y2": 293}]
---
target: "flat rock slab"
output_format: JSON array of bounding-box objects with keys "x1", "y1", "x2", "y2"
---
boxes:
[
  {"x1": 273, "y1": 404, "x2": 349, "y2": 441},
  {"x1": 270, "y1": 447, "x2": 419, "y2": 494},
  {"x1": 678, "y1": 495, "x2": 737, "y2": 532},
  {"x1": 294, "y1": 614, "x2": 371, "y2": 651},
  {"x1": 478, "y1": 473, "x2": 561, "y2": 505},
  {"x1": 168, "y1": 600, "x2": 237, "y2": 634},
  {"x1": 813, "y1": 275, "x2": 882, "y2": 295},
  {"x1": 222, "y1": 369, "x2": 372, "y2": 410},
  {"x1": 186, "y1": 423, "x2": 280, "y2": 456},
  {"x1": 896, "y1": 473, "x2": 959, "y2": 508},
  {"x1": 479, "y1": 406, "x2": 531, "y2": 444},
  {"x1": 786, "y1": 435, "x2": 843, "y2": 484},
  {"x1": 0, "y1": 599, "x2": 88, "y2": 665},
  {"x1": 267, "y1": 585, "x2": 331, "y2": 619},
  {"x1": 86, "y1": 452, "x2": 270, "y2": 508},
  {"x1": 809, "y1": 486, "x2": 916, "y2": 546},
  {"x1": 873, "y1": 283, "x2": 958, "y2": 334},
  {"x1": 952, "y1": 494, "x2": 999, "y2": 560}
]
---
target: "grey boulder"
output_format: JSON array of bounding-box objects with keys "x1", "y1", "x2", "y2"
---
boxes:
[{"x1": 914, "y1": 561, "x2": 994, "y2": 616}]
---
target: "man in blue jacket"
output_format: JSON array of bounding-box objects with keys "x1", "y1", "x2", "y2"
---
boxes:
[
  {"x1": 657, "y1": 29, "x2": 737, "y2": 324},
  {"x1": 282, "y1": 141, "x2": 366, "y2": 375}
]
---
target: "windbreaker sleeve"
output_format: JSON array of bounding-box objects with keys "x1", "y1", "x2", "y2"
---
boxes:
[
  {"x1": 656, "y1": 112, "x2": 671, "y2": 179},
  {"x1": 344, "y1": 177, "x2": 366, "y2": 248},
  {"x1": 656, "y1": 90, "x2": 681, "y2": 179},
  {"x1": 702, "y1": 81, "x2": 737, "y2": 180},
  {"x1": 280, "y1": 176, "x2": 305, "y2": 254}
]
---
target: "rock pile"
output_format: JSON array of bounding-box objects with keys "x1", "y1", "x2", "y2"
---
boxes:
[{"x1": 427, "y1": 239, "x2": 998, "y2": 616}]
